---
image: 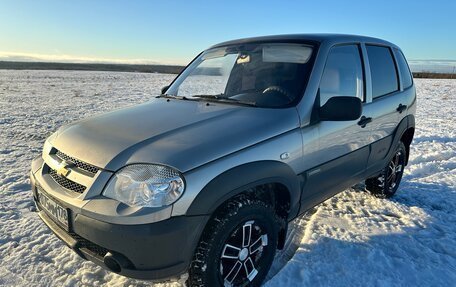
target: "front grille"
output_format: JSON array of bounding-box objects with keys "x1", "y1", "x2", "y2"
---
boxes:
[
  {"x1": 71, "y1": 233, "x2": 109, "y2": 258},
  {"x1": 55, "y1": 150, "x2": 99, "y2": 175},
  {"x1": 49, "y1": 169, "x2": 86, "y2": 193}
]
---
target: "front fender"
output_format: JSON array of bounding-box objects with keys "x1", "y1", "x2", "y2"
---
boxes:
[{"x1": 185, "y1": 161, "x2": 301, "y2": 220}]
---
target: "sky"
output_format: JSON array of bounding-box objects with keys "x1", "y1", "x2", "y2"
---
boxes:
[{"x1": 0, "y1": 0, "x2": 455, "y2": 68}]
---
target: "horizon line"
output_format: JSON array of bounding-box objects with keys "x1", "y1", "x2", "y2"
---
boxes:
[
  {"x1": 0, "y1": 51, "x2": 187, "y2": 66},
  {"x1": 1, "y1": 51, "x2": 455, "y2": 66}
]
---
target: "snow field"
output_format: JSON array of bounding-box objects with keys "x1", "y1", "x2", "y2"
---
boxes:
[{"x1": 0, "y1": 70, "x2": 454, "y2": 286}]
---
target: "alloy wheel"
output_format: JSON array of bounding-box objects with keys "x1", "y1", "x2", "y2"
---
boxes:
[
  {"x1": 385, "y1": 150, "x2": 405, "y2": 192},
  {"x1": 219, "y1": 220, "x2": 269, "y2": 287}
]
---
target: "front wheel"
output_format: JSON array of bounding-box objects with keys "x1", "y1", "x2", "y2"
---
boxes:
[
  {"x1": 188, "y1": 197, "x2": 280, "y2": 287},
  {"x1": 365, "y1": 141, "x2": 406, "y2": 198}
]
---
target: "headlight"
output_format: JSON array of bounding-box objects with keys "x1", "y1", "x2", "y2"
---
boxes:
[{"x1": 103, "y1": 164, "x2": 185, "y2": 208}]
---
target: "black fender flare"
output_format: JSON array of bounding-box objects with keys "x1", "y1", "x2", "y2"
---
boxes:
[
  {"x1": 384, "y1": 114, "x2": 415, "y2": 167},
  {"x1": 406, "y1": 114, "x2": 415, "y2": 130},
  {"x1": 185, "y1": 161, "x2": 301, "y2": 220}
]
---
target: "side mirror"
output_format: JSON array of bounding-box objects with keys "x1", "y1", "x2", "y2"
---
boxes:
[
  {"x1": 319, "y1": 96, "x2": 362, "y2": 121},
  {"x1": 161, "y1": 85, "x2": 169, "y2": 95}
]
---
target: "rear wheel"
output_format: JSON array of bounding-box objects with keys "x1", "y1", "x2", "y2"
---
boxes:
[
  {"x1": 188, "y1": 197, "x2": 279, "y2": 287},
  {"x1": 366, "y1": 141, "x2": 406, "y2": 198}
]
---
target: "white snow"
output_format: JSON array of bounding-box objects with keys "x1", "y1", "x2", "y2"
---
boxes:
[{"x1": 0, "y1": 70, "x2": 455, "y2": 286}]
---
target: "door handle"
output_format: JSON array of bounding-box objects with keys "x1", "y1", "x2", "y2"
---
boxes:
[
  {"x1": 396, "y1": 104, "x2": 407, "y2": 113},
  {"x1": 357, "y1": 116, "x2": 372, "y2": 128}
]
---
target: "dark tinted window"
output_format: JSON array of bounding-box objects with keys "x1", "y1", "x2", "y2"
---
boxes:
[
  {"x1": 319, "y1": 45, "x2": 364, "y2": 105},
  {"x1": 393, "y1": 49, "x2": 413, "y2": 89},
  {"x1": 366, "y1": 45, "x2": 398, "y2": 98}
]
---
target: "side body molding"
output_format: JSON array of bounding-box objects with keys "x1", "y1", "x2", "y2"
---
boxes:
[{"x1": 185, "y1": 161, "x2": 302, "y2": 220}]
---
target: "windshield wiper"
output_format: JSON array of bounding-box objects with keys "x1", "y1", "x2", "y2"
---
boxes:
[
  {"x1": 156, "y1": 94, "x2": 190, "y2": 101},
  {"x1": 191, "y1": 94, "x2": 224, "y2": 99},
  {"x1": 158, "y1": 94, "x2": 256, "y2": 107},
  {"x1": 192, "y1": 94, "x2": 257, "y2": 107}
]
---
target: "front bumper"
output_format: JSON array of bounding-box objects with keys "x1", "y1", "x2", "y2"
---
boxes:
[{"x1": 31, "y1": 166, "x2": 209, "y2": 280}]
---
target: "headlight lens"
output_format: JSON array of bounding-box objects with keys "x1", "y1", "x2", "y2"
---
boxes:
[{"x1": 103, "y1": 164, "x2": 185, "y2": 208}]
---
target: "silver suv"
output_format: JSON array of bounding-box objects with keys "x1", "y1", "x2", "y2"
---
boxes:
[{"x1": 30, "y1": 34, "x2": 416, "y2": 286}]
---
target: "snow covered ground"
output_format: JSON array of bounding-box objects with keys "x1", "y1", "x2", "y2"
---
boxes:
[{"x1": 0, "y1": 70, "x2": 454, "y2": 286}]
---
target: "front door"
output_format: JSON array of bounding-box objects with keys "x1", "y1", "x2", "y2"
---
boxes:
[{"x1": 300, "y1": 44, "x2": 371, "y2": 208}]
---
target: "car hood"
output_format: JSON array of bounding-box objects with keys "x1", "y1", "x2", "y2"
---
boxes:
[{"x1": 50, "y1": 98, "x2": 300, "y2": 172}]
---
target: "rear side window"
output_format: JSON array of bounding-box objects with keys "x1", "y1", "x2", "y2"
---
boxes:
[
  {"x1": 393, "y1": 49, "x2": 413, "y2": 89},
  {"x1": 366, "y1": 45, "x2": 398, "y2": 98},
  {"x1": 319, "y1": 45, "x2": 364, "y2": 106}
]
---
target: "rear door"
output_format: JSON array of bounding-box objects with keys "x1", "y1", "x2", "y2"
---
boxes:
[
  {"x1": 363, "y1": 45, "x2": 404, "y2": 170},
  {"x1": 300, "y1": 44, "x2": 371, "y2": 206}
]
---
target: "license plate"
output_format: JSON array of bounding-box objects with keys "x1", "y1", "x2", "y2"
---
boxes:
[{"x1": 37, "y1": 188, "x2": 69, "y2": 231}]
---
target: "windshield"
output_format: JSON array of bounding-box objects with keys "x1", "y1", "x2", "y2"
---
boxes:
[{"x1": 165, "y1": 43, "x2": 315, "y2": 108}]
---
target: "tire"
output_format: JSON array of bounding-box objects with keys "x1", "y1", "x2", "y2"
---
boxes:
[
  {"x1": 188, "y1": 196, "x2": 280, "y2": 287},
  {"x1": 366, "y1": 141, "x2": 406, "y2": 198}
]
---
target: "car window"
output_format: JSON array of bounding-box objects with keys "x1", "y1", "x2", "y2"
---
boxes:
[
  {"x1": 166, "y1": 43, "x2": 316, "y2": 108},
  {"x1": 393, "y1": 49, "x2": 413, "y2": 89},
  {"x1": 177, "y1": 54, "x2": 238, "y2": 96},
  {"x1": 366, "y1": 45, "x2": 399, "y2": 98},
  {"x1": 319, "y1": 45, "x2": 364, "y2": 106}
]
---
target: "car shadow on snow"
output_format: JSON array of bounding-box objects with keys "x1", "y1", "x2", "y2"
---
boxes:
[
  {"x1": 265, "y1": 227, "x2": 455, "y2": 286},
  {"x1": 265, "y1": 178, "x2": 456, "y2": 285}
]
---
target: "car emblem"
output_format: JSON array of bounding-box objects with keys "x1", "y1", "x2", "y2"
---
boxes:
[{"x1": 56, "y1": 160, "x2": 71, "y2": 177}]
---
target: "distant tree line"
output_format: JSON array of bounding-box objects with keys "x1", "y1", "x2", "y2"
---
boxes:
[
  {"x1": 0, "y1": 61, "x2": 185, "y2": 74},
  {"x1": 412, "y1": 72, "x2": 455, "y2": 79},
  {"x1": 0, "y1": 61, "x2": 455, "y2": 79}
]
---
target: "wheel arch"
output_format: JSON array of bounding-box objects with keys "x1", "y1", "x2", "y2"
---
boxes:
[
  {"x1": 401, "y1": 115, "x2": 415, "y2": 165},
  {"x1": 367, "y1": 114, "x2": 415, "y2": 178},
  {"x1": 185, "y1": 160, "x2": 301, "y2": 221},
  {"x1": 385, "y1": 115, "x2": 415, "y2": 166}
]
